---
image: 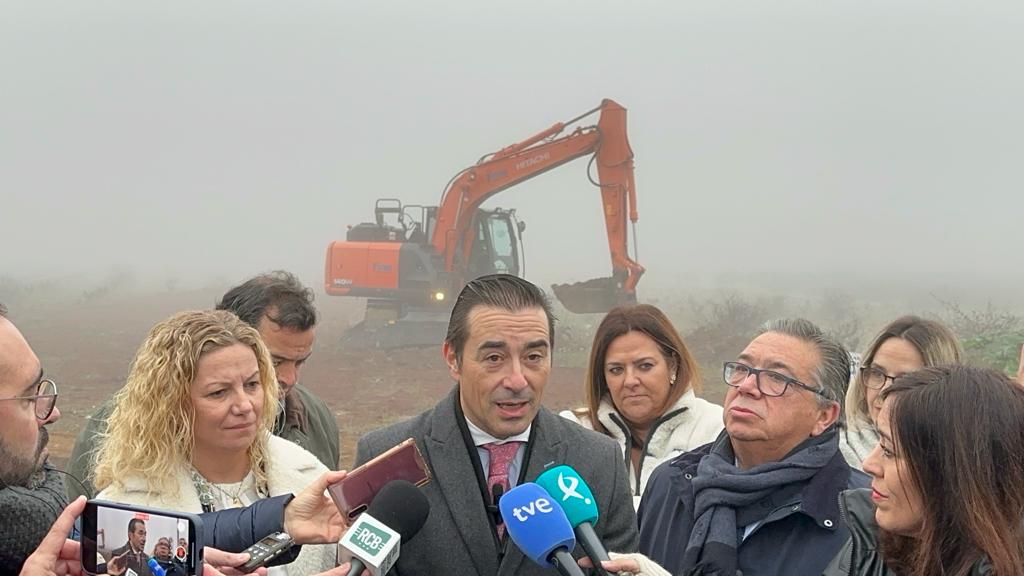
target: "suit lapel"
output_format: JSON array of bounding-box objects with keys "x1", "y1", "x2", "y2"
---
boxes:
[
  {"x1": 423, "y1": 390, "x2": 500, "y2": 575},
  {"x1": 498, "y1": 408, "x2": 569, "y2": 576}
]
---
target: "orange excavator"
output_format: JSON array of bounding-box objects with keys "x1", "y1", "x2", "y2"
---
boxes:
[{"x1": 324, "y1": 98, "x2": 644, "y2": 346}]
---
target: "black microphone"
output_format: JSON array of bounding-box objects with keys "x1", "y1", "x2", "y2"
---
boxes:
[{"x1": 341, "y1": 480, "x2": 430, "y2": 576}]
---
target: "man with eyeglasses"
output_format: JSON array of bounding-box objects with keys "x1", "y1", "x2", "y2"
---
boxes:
[
  {"x1": 635, "y1": 318, "x2": 869, "y2": 576},
  {"x1": 0, "y1": 303, "x2": 66, "y2": 573}
]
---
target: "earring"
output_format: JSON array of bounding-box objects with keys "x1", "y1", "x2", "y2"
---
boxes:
[{"x1": 670, "y1": 373, "x2": 677, "y2": 386}]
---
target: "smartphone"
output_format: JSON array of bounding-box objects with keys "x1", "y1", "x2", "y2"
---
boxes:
[
  {"x1": 236, "y1": 532, "x2": 294, "y2": 572},
  {"x1": 329, "y1": 438, "x2": 431, "y2": 520},
  {"x1": 82, "y1": 500, "x2": 204, "y2": 576}
]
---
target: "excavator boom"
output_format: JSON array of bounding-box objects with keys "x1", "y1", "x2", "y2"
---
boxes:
[{"x1": 431, "y1": 98, "x2": 644, "y2": 312}]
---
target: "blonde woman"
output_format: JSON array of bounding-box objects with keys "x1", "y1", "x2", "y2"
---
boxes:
[
  {"x1": 840, "y1": 315, "x2": 962, "y2": 469},
  {"x1": 93, "y1": 310, "x2": 335, "y2": 575}
]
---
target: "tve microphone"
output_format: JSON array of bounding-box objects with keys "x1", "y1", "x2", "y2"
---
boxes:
[
  {"x1": 536, "y1": 465, "x2": 610, "y2": 576},
  {"x1": 146, "y1": 559, "x2": 167, "y2": 576},
  {"x1": 499, "y1": 482, "x2": 584, "y2": 576},
  {"x1": 340, "y1": 479, "x2": 430, "y2": 576}
]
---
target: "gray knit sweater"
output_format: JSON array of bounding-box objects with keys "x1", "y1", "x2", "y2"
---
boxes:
[{"x1": 0, "y1": 463, "x2": 68, "y2": 573}]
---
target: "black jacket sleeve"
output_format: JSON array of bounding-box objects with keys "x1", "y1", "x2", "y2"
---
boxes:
[{"x1": 199, "y1": 494, "x2": 302, "y2": 567}]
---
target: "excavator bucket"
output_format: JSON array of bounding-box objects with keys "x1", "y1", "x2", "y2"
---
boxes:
[{"x1": 551, "y1": 276, "x2": 636, "y2": 314}]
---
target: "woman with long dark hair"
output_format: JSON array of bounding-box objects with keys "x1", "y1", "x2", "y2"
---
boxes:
[{"x1": 825, "y1": 365, "x2": 1024, "y2": 575}]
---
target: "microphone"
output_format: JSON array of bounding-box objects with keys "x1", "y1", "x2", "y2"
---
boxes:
[
  {"x1": 340, "y1": 480, "x2": 430, "y2": 576},
  {"x1": 536, "y1": 465, "x2": 610, "y2": 576},
  {"x1": 147, "y1": 558, "x2": 167, "y2": 576},
  {"x1": 499, "y1": 483, "x2": 584, "y2": 576}
]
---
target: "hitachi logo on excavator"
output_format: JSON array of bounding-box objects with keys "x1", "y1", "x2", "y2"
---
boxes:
[{"x1": 515, "y1": 152, "x2": 550, "y2": 171}]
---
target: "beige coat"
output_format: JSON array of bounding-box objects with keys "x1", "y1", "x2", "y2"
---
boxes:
[
  {"x1": 561, "y1": 389, "x2": 724, "y2": 508},
  {"x1": 97, "y1": 435, "x2": 335, "y2": 576}
]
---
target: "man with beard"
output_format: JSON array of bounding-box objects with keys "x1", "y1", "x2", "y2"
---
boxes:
[{"x1": 0, "y1": 303, "x2": 65, "y2": 574}]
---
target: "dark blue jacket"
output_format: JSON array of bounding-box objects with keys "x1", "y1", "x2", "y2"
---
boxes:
[
  {"x1": 201, "y1": 494, "x2": 302, "y2": 567},
  {"x1": 637, "y1": 440, "x2": 869, "y2": 576}
]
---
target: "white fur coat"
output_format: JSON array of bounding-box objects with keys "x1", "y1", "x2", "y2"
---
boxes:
[
  {"x1": 97, "y1": 435, "x2": 335, "y2": 576},
  {"x1": 560, "y1": 389, "x2": 724, "y2": 508}
]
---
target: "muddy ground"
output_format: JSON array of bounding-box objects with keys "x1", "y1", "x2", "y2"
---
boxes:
[{"x1": 12, "y1": 288, "x2": 630, "y2": 471}]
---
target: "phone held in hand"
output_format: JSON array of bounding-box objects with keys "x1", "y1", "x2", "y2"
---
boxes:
[
  {"x1": 235, "y1": 532, "x2": 294, "y2": 572},
  {"x1": 328, "y1": 437, "x2": 431, "y2": 520},
  {"x1": 81, "y1": 500, "x2": 204, "y2": 576}
]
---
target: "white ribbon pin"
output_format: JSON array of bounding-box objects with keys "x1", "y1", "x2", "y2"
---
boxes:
[{"x1": 557, "y1": 472, "x2": 592, "y2": 505}]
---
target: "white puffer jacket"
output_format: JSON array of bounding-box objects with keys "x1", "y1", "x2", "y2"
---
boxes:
[
  {"x1": 560, "y1": 389, "x2": 723, "y2": 508},
  {"x1": 97, "y1": 435, "x2": 336, "y2": 576}
]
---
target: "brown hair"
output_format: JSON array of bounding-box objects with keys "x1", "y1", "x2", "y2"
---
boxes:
[
  {"x1": 879, "y1": 365, "x2": 1024, "y2": 576},
  {"x1": 578, "y1": 304, "x2": 701, "y2": 435},
  {"x1": 846, "y1": 316, "x2": 962, "y2": 426}
]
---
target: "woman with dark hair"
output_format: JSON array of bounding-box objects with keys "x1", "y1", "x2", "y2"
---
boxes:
[
  {"x1": 840, "y1": 316, "x2": 962, "y2": 468},
  {"x1": 824, "y1": 365, "x2": 1024, "y2": 575},
  {"x1": 561, "y1": 304, "x2": 722, "y2": 507}
]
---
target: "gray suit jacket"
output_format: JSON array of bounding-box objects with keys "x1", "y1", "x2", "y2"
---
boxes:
[{"x1": 355, "y1": 387, "x2": 639, "y2": 576}]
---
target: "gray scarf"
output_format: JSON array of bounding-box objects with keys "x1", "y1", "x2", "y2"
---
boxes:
[{"x1": 681, "y1": 428, "x2": 839, "y2": 575}]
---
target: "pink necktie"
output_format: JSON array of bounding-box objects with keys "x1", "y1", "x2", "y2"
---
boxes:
[{"x1": 482, "y1": 441, "x2": 522, "y2": 537}]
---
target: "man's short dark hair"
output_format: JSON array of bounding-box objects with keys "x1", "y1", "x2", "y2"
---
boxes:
[
  {"x1": 128, "y1": 518, "x2": 145, "y2": 534},
  {"x1": 0, "y1": 302, "x2": 6, "y2": 317},
  {"x1": 445, "y1": 274, "x2": 556, "y2": 363},
  {"x1": 216, "y1": 271, "x2": 317, "y2": 331}
]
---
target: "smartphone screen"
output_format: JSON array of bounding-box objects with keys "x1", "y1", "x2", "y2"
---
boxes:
[
  {"x1": 328, "y1": 438, "x2": 430, "y2": 520},
  {"x1": 82, "y1": 500, "x2": 202, "y2": 576}
]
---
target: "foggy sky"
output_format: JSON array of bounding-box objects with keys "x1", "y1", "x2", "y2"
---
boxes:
[{"x1": 2, "y1": 0, "x2": 1022, "y2": 302}]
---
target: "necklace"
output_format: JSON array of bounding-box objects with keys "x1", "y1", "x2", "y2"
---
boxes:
[
  {"x1": 209, "y1": 478, "x2": 247, "y2": 508},
  {"x1": 190, "y1": 468, "x2": 253, "y2": 510}
]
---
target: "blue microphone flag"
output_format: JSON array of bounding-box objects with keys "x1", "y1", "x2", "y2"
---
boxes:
[{"x1": 499, "y1": 482, "x2": 576, "y2": 568}]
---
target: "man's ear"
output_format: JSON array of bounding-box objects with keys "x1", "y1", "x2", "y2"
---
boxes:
[
  {"x1": 811, "y1": 400, "x2": 842, "y2": 437},
  {"x1": 442, "y1": 341, "x2": 461, "y2": 381}
]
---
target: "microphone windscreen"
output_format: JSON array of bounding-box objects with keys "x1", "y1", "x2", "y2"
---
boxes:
[
  {"x1": 536, "y1": 465, "x2": 599, "y2": 527},
  {"x1": 366, "y1": 479, "x2": 431, "y2": 540},
  {"x1": 499, "y1": 482, "x2": 576, "y2": 568}
]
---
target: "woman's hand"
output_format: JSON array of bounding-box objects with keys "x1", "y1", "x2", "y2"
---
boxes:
[
  {"x1": 202, "y1": 547, "x2": 267, "y2": 575},
  {"x1": 579, "y1": 552, "x2": 671, "y2": 576},
  {"x1": 284, "y1": 470, "x2": 350, "y2": 544}
]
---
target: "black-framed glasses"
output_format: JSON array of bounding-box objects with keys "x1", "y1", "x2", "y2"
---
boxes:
[
  {"x1": 859, "y1": 365, "x2": 897, "y2": 390},
  {"x1": 0, "y1": 378, "x2": 58, "y2": 420},
  {"x1": 723, "y1": 362, "x2": 827, "y2": 398}
]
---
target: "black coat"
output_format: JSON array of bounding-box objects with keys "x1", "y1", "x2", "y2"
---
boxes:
[
  {"x1": 637, "y1": 439, "x2": 869, "y2": 576},
  {"x1": 822, "y1": 489, "x2": 993, "y2": 576}
]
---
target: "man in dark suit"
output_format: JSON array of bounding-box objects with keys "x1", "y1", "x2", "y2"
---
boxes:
[
  {"x1": 356, "y1": 275, "x2": 639, "y2": 576},
  {"x1": 109, "y1": 518, "x2": 153, "y2": 576}
]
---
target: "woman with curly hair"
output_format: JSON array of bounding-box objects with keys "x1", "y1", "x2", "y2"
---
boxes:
[
  {"x1": 93, "y1": 310, "x2": 336, "y2": 575},
  {"x1": 840, "y1": 316, "x2": 962, "y2": 469}
]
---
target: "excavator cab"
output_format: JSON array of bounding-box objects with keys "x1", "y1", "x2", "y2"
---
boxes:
[{"x1": 467, "y1": 208, "x2": 524, "y2": 279}]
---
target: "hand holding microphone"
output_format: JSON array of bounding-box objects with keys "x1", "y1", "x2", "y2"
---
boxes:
[
  {"x1": 338, "y1": 480, "x2": 430, "y2": 576},
  {"x1": 536, "y1": 465, "x2": 611, "y2": 576},
  {"x1": 499, "y1": 482, "x2": 585, "y2": 576}
]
